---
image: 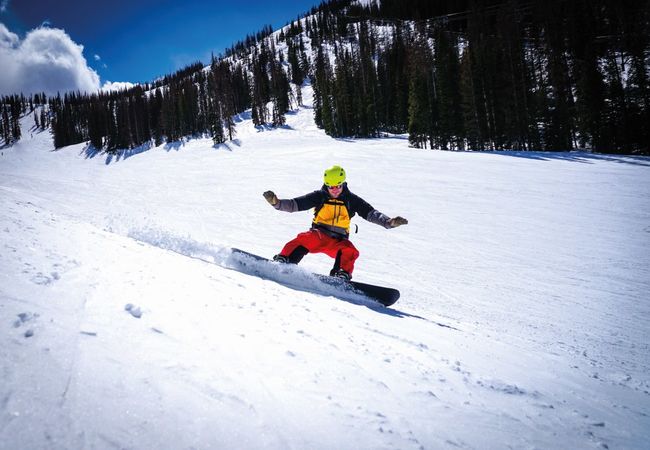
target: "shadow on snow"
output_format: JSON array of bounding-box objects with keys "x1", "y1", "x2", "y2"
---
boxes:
[
  {"x1": 477, "y1": 150, "x2": 650, "y2": 167},
  {"x1": 81, "y1": 135, "x2": 236, "y2": 164}
]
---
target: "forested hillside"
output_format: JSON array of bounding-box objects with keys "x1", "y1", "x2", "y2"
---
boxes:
[{"x1": 1, "y1": 0, "x2": 648, "y2": 154}]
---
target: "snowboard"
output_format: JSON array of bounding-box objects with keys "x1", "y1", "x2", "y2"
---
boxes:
[{"x1": 230, "y1": 248, "x2": 400, "y2": 307}]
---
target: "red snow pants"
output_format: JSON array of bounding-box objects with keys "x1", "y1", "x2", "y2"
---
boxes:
[{"x1": 279, "y1": 229, "x2": 360, "y2": 274}]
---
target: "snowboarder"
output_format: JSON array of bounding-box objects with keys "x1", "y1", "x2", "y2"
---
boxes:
[{"x1": 263, "y1": 165, "x2": 408, "y2": 280}]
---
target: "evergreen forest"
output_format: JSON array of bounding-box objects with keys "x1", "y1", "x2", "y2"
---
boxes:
[{"x1": 1, "y1": 0, "x2": 648, "y2": 155}]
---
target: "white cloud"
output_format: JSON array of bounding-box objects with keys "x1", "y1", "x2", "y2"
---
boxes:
[
  {"x1": 101, "y1": 80, "x2": 135, "y2": 92},
  {"x1": 0, "y1": 23, "x2": 103, "y2": 96},
  {"x1": 1, "y1": 0, "x2": 9, "y2": 13},
  {"x1": 0, "y1": 22, "x2": 18, "y2": 48},
  {"x1": 94, "y1": 54, "x2": 101, "y2": 61}
]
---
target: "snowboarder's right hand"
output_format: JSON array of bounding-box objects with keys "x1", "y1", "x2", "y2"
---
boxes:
[{"x1": 263, "y1": 191, "x2": 279, "y2": 206}]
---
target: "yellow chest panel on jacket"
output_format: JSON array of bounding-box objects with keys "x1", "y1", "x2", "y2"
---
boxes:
[{"x1": 313, "y1": 200, "x2": 351, "y2": 233}]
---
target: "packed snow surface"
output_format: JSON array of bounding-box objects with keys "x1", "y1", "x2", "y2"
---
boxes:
[{"x1": 1, "y1": 86, "x2": 649, "y2": 449}]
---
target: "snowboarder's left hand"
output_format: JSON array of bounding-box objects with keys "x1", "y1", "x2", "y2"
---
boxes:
[{"x1": 389, "y1": 216, "x2": 408, "y2": 228}]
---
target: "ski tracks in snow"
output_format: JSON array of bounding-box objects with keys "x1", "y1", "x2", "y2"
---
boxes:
[{"x1": 0, "y1": 192, "x2": 101, "y2": 447}]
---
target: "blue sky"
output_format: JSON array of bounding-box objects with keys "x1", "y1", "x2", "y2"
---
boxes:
[{"x1": 1, "y1": 0, "x2": 319, "y2": 84}]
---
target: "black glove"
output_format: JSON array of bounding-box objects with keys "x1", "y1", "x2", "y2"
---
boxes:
[
  {"x1": 389, "y1": 216, "x2": 408, "y2": 228},
  {"x1": 263, "y1": 191, "x2": 279, "y2": 206}
]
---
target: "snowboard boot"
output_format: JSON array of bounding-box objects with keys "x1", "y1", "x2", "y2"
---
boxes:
[
  {"x1": 332, "y1": 269, "x2": 352, "y2": 281},
  {"x1": 287, "y1": 246, "x2": 308, "y2": 264},
  {"x1": 273, "y1": 254, "x2": 289, "y2": 263},
  {"x1": 274, "y1": 247, "x2": 308, "y2": 265}
]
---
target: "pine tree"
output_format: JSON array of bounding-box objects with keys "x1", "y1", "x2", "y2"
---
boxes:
[
  {"x1": 40, "y1": 106, "x2": 47, "y2": 130},
  {"x1": 332, "y1": 47, "x2": 354, "y2": 136},
  {"x1": 288, "y1": 39, "x2": 306, "y2": 106},
  {"x1": 88, "y1": 98, "x2": 105, "y2": 150},
  {"x1": 151, "y1": 89, "x2": 164, "y2": 146},
  {"x1": 269, "y1": 48, "x2": 290, "y2": 126},
  {"x1": 406, "y1": 35, "x2": 434, "y2": 149},
  {"x1": 538, "y1": 0, "x2": 575, "y2": 150},
  {"x1": 210, "y1": 99, "x2": 225, "y2": 145},
  {"x1": 312, "y1": 46, "x2": 335, "y2": 134},
  {"x1": 9, "y1": 97, "x2": 22, "y2": 143},
  {"x1": 250, "y1": 51, "x2": 269, "y2": 126},
  {"x1": 355, "y1": 21, "x2": 380, "y2": 137},
  {"x1": 104, "y1": 98, "x2": 117, "y2": 150},
  {"x1": 569, "y1": 0, "x2": 605, "y2": 151},
  {"x1": 115, "y1": 97, "x2": 131, "y2": 149},
  {"x1": 1, "y1": 106, "x2": 10, "y2": 144},
  {"x1": 407, "y1": 67, "x2": 430, "y2": 148},
  {"x1": 432, "y1": 30, "x2": 464, "y2": 150}
]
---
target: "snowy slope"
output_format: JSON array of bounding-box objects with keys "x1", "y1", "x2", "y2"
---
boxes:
[{"x1": 1, "y1": 88, "x2": 650, "y2": 449}]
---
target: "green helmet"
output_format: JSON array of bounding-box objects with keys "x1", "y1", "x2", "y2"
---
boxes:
[{"x1": 323, "y1": 165, "x2": 346, "y2": 187}]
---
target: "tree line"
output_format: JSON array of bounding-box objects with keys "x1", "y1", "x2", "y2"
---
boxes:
[{"x1": 49, "y1": 57, "x2": 253, "y2": 151}]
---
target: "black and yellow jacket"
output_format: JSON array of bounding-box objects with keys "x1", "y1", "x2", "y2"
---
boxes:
[{"x1": 274, "y1": 183, "x2": 392, "y2": 238}]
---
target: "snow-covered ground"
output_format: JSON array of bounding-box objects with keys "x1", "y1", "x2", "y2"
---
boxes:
[{"x1": 1, "y1": 87, "x2": 649, "y2": 449}]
